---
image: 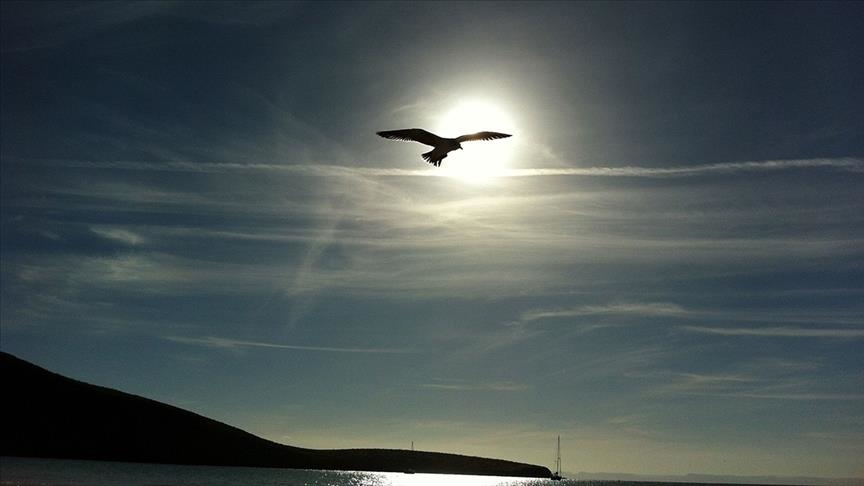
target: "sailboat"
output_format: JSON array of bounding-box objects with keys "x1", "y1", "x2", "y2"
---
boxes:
[{"x1": 550, "y1": 435, "x2": 564, "y2": 481}]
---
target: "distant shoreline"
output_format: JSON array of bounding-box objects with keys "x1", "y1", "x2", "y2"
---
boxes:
[{"x1": 567, "y1": 472, "x2": 863, "y2": 486}]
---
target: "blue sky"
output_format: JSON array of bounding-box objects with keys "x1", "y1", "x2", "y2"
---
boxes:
[{"x1": 2, "y1": 1, "x2": 863, "y2": 478}]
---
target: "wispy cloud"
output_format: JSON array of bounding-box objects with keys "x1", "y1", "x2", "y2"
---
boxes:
[
  {"x1": 90, "y1": 226, "x2": 145, "y2": 245},
  {"x1": 498, "y1": 158, "x2": 864, "y2": 178},
  {"x1": 521, "y1": 302, "x2": 688, "y2": 323},
  {"x1": 164, "y1": 335, "x2": 413, "y2": 354},
  {"x1": 4, "y1": 157, "x2": 438, "y2": 177},
  {"x1": 9, "y1": 156, "x2": 862, "y2": 178},
  {"x1": 418, "y1": 379, "x2": 528, "y2": 392},
  {"x1": 681, "y1": 326, "x2": 864, "y2": 338},
  {"x1": 519, "y1": 303, "x2": 863, "y2": 330},
  {"x1": 7, "y1": 159, "x2": 861, "y2": 305},
  {"x1": 716, "y1": 392, "x2": 864, "y2": 401},
  {"x1": 643, "y1": 362, "x2": 864, "y2": 402}
]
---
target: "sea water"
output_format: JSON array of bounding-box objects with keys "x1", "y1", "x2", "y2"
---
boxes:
[{"x1": 0, "y1": 457, "x2": 555, "y2": 486}]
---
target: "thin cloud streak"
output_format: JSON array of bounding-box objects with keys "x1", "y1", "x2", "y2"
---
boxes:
[
  {"x1": 680, "y1": 391, "x2": 864, "y2": 401},
  {"x1": 681, "y1": 326, "x2": 864, "y2": 338},
  {"x1": 164, "y1": 335, "x2": 414, "y2": 354},
  {"x1": 644, "y1": 367, "x2": 864, "y2": 402},
  {"x1": 502, "y1": 158, "x2": 864, "y2": 177},
  {"x1": 521, "y1": 303, "x2": 687, "y2": 322},
  {"x1": 90, "y1": 227, "x2": 145, "y2": 245},
  {"x1": 521, "y1": 304, "x2": 863, "y2": 328},
  {"x1": 419, "y1": 381, "x2": 529, "y2": 392},
  {"x1": 9, "y1": 156, "x2": 863, "y2": 177},
  {"x1": 5, "y1": 157, "x2": 437, "y2": 177},
  {"x1": 649, "y1": 368, "x2": 864, "y2": 401}
]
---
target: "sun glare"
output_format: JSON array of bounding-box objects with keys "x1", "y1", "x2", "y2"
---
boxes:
[
  {"x1": 434, "y1": 100, "x2": 516, "y2": 184},
  {"x1": 380, "y1": 471, "x2": 533, "y2": 486}
]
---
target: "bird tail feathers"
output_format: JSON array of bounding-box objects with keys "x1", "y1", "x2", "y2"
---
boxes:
[{"x1": 422, "y1": 149, "x2": 446, "y2": 167}]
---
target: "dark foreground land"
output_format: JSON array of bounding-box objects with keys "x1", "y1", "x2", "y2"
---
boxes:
[{"x1": 0, "y1": 352, "x2": 550, "y2": 478}]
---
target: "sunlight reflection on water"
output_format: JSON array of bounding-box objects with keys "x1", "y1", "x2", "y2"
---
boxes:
[
  {"x1": 376, "y1": 471, "x2": 548, "y2": 486},
  {"x1": 0, "y1": 457, "x2": 557, "y2": 486}
]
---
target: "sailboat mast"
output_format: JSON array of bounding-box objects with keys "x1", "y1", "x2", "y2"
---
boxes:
[
  {"x1": 550, "y1": 435, "x2": 564, "y2": 480},
  {"x1": 556, "y1": 435, "x2": 561, "y2": 475}
]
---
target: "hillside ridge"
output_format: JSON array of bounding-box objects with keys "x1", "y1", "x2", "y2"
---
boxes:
[{"x1": 0, "y1": 351, "x2": 550, "y2": 478}]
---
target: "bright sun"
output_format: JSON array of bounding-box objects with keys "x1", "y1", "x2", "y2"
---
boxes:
[{"x1": 434, "y1": 100, "x2": 516, "y2": 184}]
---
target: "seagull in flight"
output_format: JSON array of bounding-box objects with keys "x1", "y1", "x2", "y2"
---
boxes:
[{"x1": 377, "y1": 128, "x2": 512, "y2": 167}]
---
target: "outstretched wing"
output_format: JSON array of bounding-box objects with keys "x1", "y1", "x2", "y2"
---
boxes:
[
  {"x1": 377, "y1": 128, "x2": 444, "y2": 147},
  {"x1": 456, "y1": 131, "x2": 512, "y2": 143}
]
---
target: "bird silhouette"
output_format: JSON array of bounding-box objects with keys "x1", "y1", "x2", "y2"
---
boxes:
[{"x1": 377, "y1": 128, "x2": 512, "y2": 167}]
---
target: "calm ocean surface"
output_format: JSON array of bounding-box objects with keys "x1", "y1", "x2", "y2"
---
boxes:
[{"x1": 0, "y1": 457, "x2": 560, "y2": 486}]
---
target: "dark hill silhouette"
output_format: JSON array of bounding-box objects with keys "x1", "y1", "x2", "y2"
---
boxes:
[{"x1": 0, "y1": 352, "x2": 550, "y2": 478}]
